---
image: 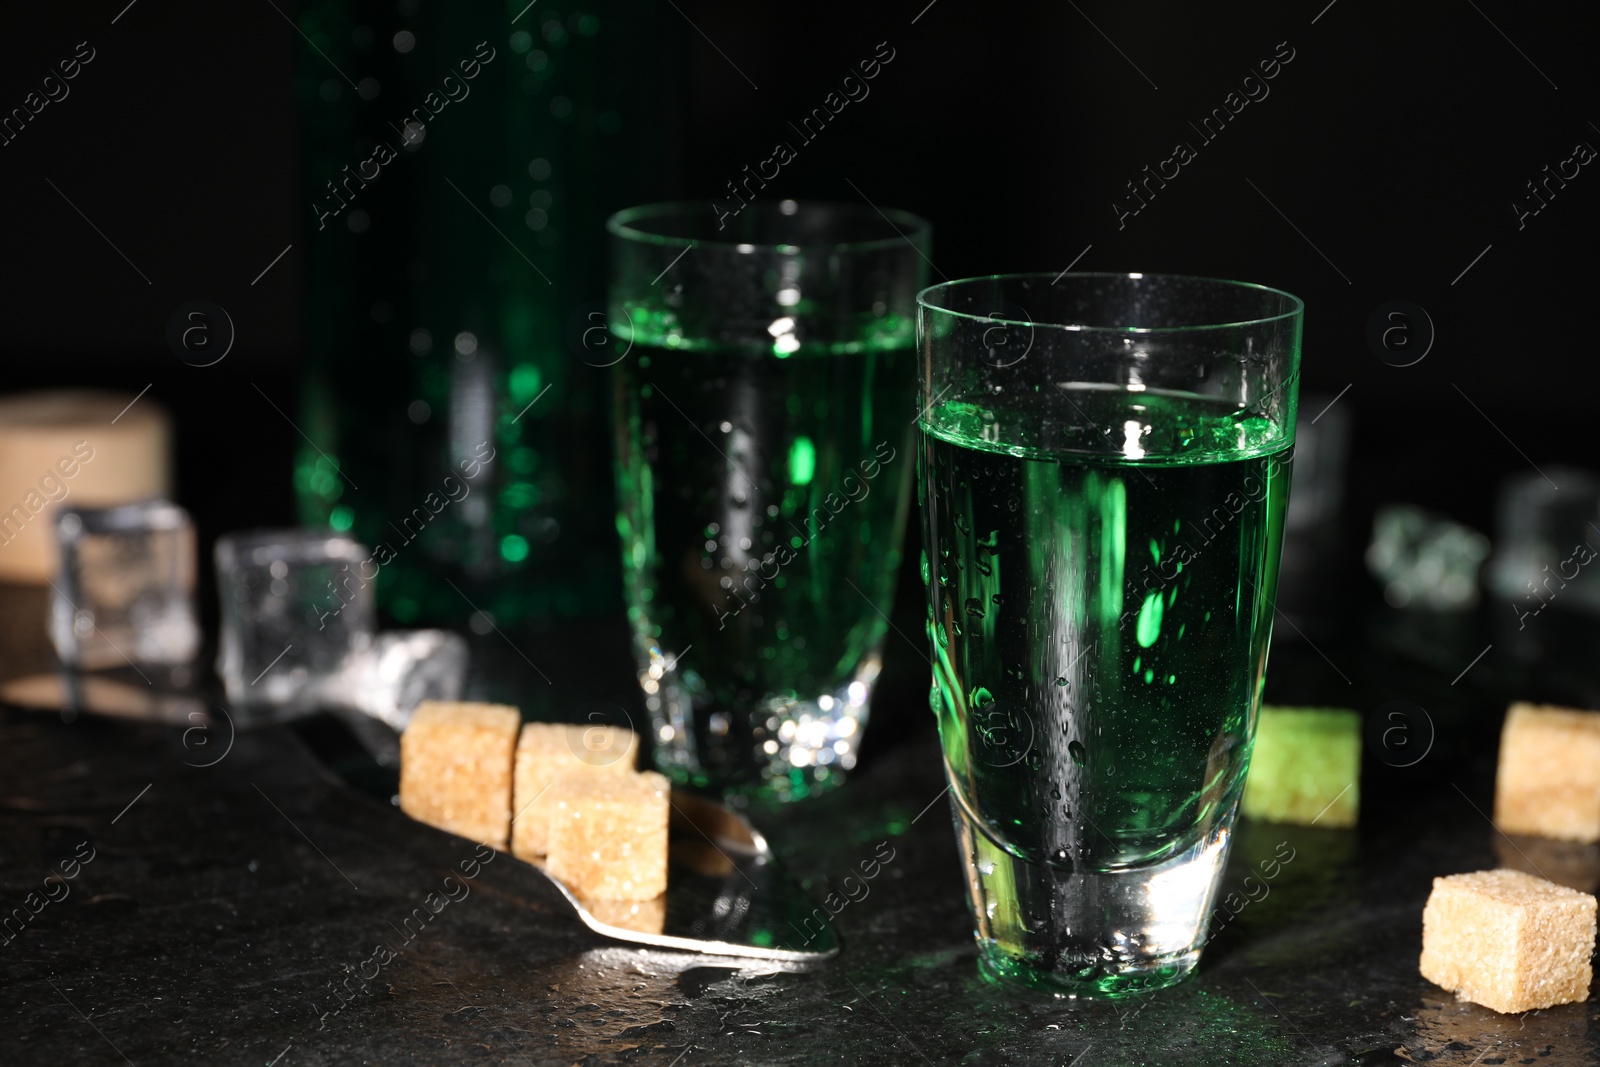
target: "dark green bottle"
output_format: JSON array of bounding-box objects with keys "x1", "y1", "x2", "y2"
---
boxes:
[{"x1": 293, "y1": 1, "x2": 680, "y2": 627}]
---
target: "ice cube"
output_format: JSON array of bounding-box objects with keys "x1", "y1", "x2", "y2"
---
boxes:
[
  {"x1": 1486, "y1": 469, "x2": 1600, "y2": 615},
  {"x1": 319, "y1": 629, "x2": 470, "y2": 733},
  {"x1": 215, "y1": 529, "x2": 374, "y2": 707},
  {"x1": 1285, "y1": 393, "x2": 1350, "y2": 531},
  {"x1": 49, "y1": 501, "x2": 200, "y2": 669},
  {"x1": 1366, "y1": 505, "x2": 1490, "y2": 610}
]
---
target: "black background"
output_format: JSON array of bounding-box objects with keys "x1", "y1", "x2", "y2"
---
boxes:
[
  {"x1": 2, "y1": 7, "x2": 1599, "y2": 1061},
  {"x1": 0, "y1": 0, "x2": 1593, "y2": 582}
]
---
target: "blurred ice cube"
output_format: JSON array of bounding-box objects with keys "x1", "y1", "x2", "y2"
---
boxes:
[
  {"x1": 1366, "y1": 505, "x2": 1490, "y2": 610},
  {"x1": 1285, "y1": 394, "x2": 1350, "y2": 531},
  {"x1": 215, "y1": 529, "x2": 373, "y2": 707},
  {"x1": 1486, "y1": 469, "x2": 1600, "y2": 615},
  {"x1": 49, "y1": 501, "x2": 200, "y2": 669},
  {"x1": 320, "y1": 629, "x2": 469, "y2": 733}
]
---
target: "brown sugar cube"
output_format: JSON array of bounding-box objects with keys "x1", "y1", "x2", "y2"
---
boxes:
[
  {"x1": 546, "y1": 771, "x2": 669, "y2": 901},
  {"x1": 1493, "y1": 703, "x2": 1600, "y2": 843},
  {"x1": 399, "y1": 701, "x2": 520, "y2": 849},
  {"x1": 510, "y1": 723, "x2": 639, "y2": 860},
  {"x1": 585, "y1": 895, "x2": 667, "y2": 936},
  {"x1": 1419, "y1": 868, "x2": 1596, "y2": 1013}
]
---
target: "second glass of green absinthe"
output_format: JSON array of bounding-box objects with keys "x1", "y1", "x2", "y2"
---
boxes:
[
  {"x1": 614, "y1": 328, "x2": 916, "y2": 799},
  {"x1": 922, "y1": 385, "x2": 1291, "y2": 987}
]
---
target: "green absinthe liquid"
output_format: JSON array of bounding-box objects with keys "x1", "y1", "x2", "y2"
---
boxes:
[
  {"x1": 614, "y1": 336, "x2": 915, "y2": 798},
  {"x1": 922, "y1": 387, "x2": 1291, "y2": 875}
]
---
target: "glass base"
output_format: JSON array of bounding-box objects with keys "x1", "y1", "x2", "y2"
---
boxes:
[
  {"x1": 953, "y1": 789, "x2": 1234, "y2": 998},
  {"x1": 976, "y1": 940, "x2": 1200, "y2": 997},
  {"x1": 644, "y1": 652, "x2": 882, "y2": 803}
]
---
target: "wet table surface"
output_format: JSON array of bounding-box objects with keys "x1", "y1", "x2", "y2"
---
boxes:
[{"x1": 3, "y1": 589, "x2": 1600, "y2": 1067}]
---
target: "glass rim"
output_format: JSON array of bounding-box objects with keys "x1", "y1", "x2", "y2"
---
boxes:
[
  {"x1": 606, "y1": 199, "x2": 932, "y2": 255},
  {"x1": 916, "y1": 271, "x2": 1305, "y2": 335},
  {"x1": 214, "y1": 529, "x2": 368, "y2": 563},
  {"x1": 59, "y1": 498, "x2": 189, "y2": 533}
]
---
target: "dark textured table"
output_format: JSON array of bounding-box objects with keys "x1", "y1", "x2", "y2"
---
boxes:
[{"x1": 4, "y1": 584, "x2": 1600, "y2": 1066}]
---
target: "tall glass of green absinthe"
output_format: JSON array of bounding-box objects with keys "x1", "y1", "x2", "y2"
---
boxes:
[
  {"x1": 918, "y1": 273, "x2": 1302, "y2": 994},
  {"x1": 608, "y1": 201, "x2": 930, "y2": 802}
]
